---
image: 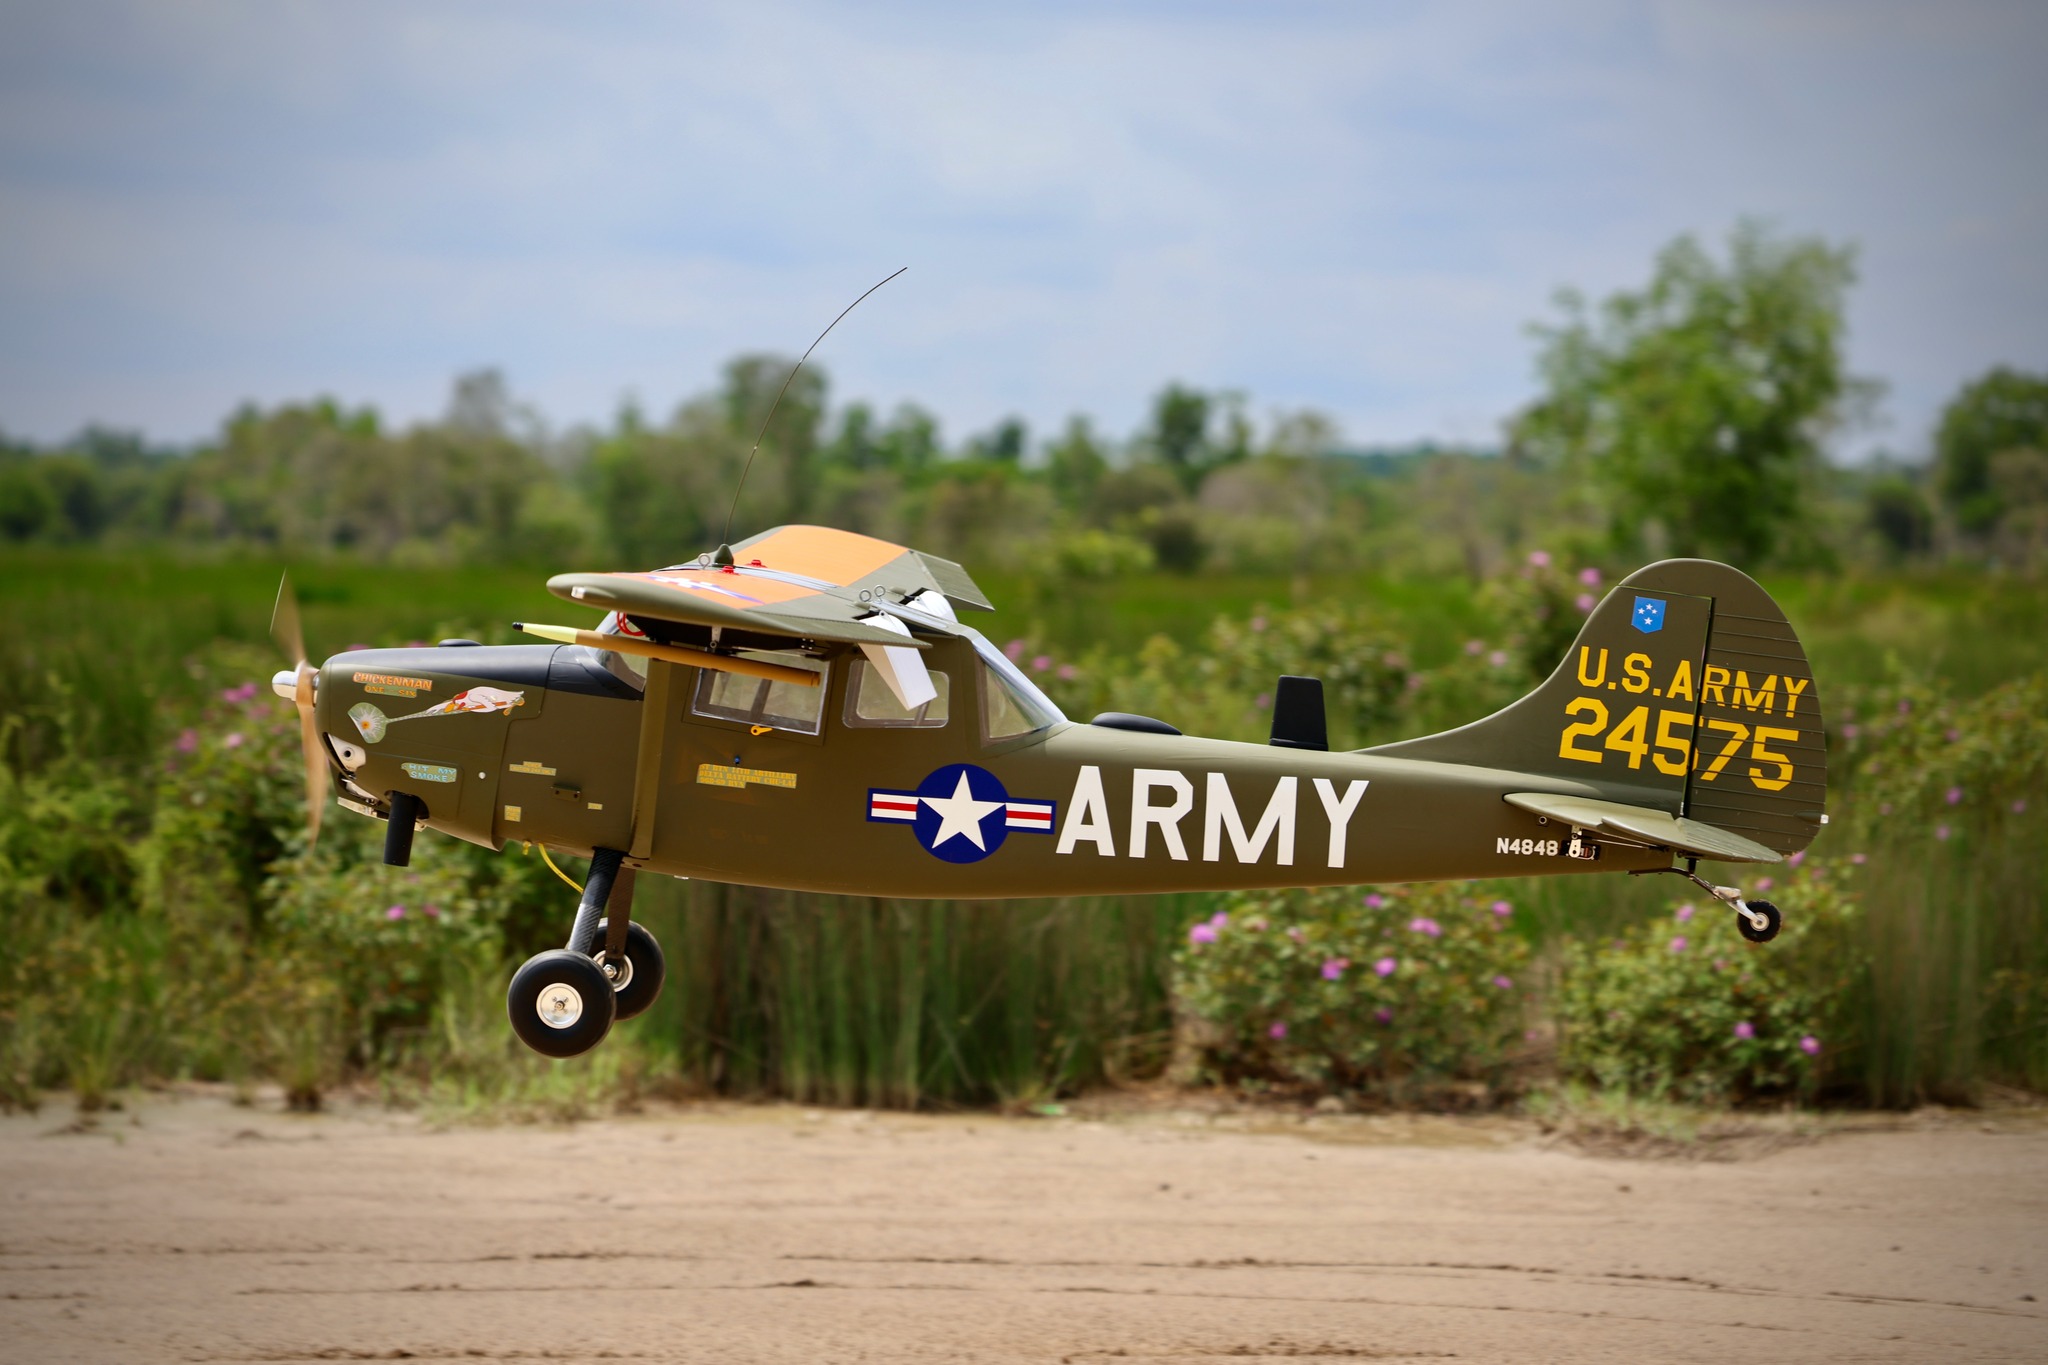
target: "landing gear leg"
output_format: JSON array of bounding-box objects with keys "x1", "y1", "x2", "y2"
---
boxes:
[
  {"x1": 1633, "y1": 857, "x2": 1783, "y2": 944},
  {"x1": 507, "y1": 847, "x2": 632, "y2": 1059}
]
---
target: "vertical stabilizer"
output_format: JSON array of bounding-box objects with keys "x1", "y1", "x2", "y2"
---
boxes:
[{"x1": 1364, "y1": 559, "x2": 1825, "y2": 857}]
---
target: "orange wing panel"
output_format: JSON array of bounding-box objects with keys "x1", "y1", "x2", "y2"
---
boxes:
[{"x1": 739, "y1": 525, "x2": 909, "y2": 586}]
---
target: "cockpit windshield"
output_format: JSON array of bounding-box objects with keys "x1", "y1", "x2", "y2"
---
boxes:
[{"x1": 965, "y1": 629, "x2": 1065, "y2": 740}]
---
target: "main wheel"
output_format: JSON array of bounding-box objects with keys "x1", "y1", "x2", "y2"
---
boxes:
[
  {"x1": 507, "y1": 949, "x2": 616, "y2": 1057},
  {"x1": 589, "y1": 919, "x2": 665, "y2": 1021},
  {"x1": 1736, "y1": 899, "x2": 1782, "y2": 944}
]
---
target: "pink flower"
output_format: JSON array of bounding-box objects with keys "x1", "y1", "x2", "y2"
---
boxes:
[
  {"x1": 1577, "y1": 566, "x2": 1601, "y2": 586},
  {"x1": 1713, "y1": 958, "x2": 1728, "y2": 971},
  {"x1": 1669, "y1": 936, "x2": 1689, "y2": 953},
  {"x1": 224, "y1": 733, "x2": 245, "y2": 749},
  {"x1": 1799, "y1": 1035, "x2": 1822, "y2": 1056},
  {"x1": 1267, "y1": 1021, "x2": 1288, "y2": 1040},
  {"x1": 1574, "y1": 593, "x2": 1597, "y2": 613},
  {"x1": 1249, "y1": 616, "x2": 1268, "y2": 633},
  {"x1": 386, "y1": 905, "x2": 406, "y2": 921},
  {"x1": 1945, "y1": 728, "x2": 1960, "y2": 743},
  {"x1": 1488, "y1": 650, "x2": 1509, "y2": 668},
  {"x1": 1373, "y1": 956, "x2": 1397, "y2": 978},
  {"x1": 1490, "y1": 900, "x2": 1512, "y2": 918},
  {"x1": 1946, "y1": 786, "x2": 1964, "y2": 806},
  {"x1": 1210, "y1": 911, "x2": 1230, "y2": 927},
  {"x1": 1527, "y1": 550, "x2": 1551, "y2": 568},
  {"x1": 1843, "y1": 723, "x2": 1860, "y2": 740},
  {"x1": 2014, "y1": 799, "x2": 2028, "y2": 815},
  {"x1": 1031, "y1": 655, "x2": 1052, "y2": 673},
  {"x1": 1320, "y1": 957, "x2": 1350, "y2": 980},
  {"x1": 1003, "y1": 638, "x2": 1026, "y2": 661},
  {"x1": 1491, "y1": 975, "x2": 1514, "y2": 990},
  {"x1": 1935, "y1": 824, "x2": 1951, "y2": 841},
  {"x1": 1465, "y1": 639, "x2": 1484, "y2": 656},
  {"x1": 1363, "y1": 892, "x2": 1385, "y2": 909},
  {"x1": 1254, "y1": 693, "x2": 1271, "y2": 709},
  {"x1": 1755, "y1": 877, "x2": 1773, "y2": 892},
  {"x1": 1850, "y1": 853, "x2": 1867, "y2": 865},
  {"x1": 176, "y1": 728, "x2": 199, "y2": 754},
  {"x1": 1675, "y1": 903, "x2": 1695, "y2": 923},
  {"x1": 1286, "y1": 926, "x2": 1305, "y2": 943},
  {"x1": 1188, "y1": 923, "x2": 1218, "y2": 945},
  {"x1": 221, "y1": 682, "x2": 259, "y2": 703},
  {"x1": 1057, "y1": 664, "x2": 1078, "y2": 681},
  {"x1": 423, "y1": 904, "x2": 441, "y2": 919},
  {"x1": 1733, "y1": 1021, "x2": 1755, "y2": 1040},
  {"x1": 1373, "y1": 1008, "x2": 1393, "y2": 1024},
  {"x1": 1408, "y1": 917, "x2": 1441, "y2": 938},
  {"x1": 1897, "y1": 699, "x2": 1911, "y2": 714},
  {"x1": 1787, "y1": 851, "x2": 1805, "y2": 868}
]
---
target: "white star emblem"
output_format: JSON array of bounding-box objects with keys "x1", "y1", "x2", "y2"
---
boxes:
[{"x1": 920, "y1": 771, "x2": 1005, "y2": 851}]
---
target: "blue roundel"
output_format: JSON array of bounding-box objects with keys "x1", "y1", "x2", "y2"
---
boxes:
[{"x1": 912, "y1": 763, "x2": 1011, "y2": 864}]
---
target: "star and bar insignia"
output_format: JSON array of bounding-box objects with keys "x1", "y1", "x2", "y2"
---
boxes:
[{"x1": 866, "y1": 763, "x2": 1056, "y2": 864}]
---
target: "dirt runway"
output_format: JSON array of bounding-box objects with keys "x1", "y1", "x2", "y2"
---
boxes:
[{"x1": 1, "y1": 1092, "x2": 2042, "y2": 1363}]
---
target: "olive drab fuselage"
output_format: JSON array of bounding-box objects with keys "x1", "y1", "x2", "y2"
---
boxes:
[{"x1": 318, "y1": 567, "x2": 1824, "y2": 899}]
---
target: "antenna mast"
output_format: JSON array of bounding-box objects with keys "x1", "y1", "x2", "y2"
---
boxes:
[{"x1": 719, "y1": 266, "x2": 907, "y2": 551}]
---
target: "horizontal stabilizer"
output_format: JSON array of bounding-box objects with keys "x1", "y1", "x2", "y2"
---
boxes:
[{"x1": 1503, "y1": 792, "x2": 1781, "y2": 864}]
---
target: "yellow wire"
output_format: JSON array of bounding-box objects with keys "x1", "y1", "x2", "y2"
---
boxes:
[{"x1": 534, "y1": 843, "x2": 584, "y2": 894}]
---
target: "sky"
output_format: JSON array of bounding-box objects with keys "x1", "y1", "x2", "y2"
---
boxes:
[{"x1": 1, "y1": 0, "x2": 2042, "y2": 459}]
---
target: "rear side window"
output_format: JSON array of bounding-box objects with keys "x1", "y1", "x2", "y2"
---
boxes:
[
  {"x1": 690, "y1": 653, "x2": 829, "y2": 735},
  {"x1": 843, "y1": 660, "x2": 950, "y2": 728}
]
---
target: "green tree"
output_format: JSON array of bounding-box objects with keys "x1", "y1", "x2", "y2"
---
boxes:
[
  {"x1": 1045, "y1": 415, "x2": 1108, "y2": 512},
  {"x1": 1514, "y1": 223, "x2": 1871, "y2": 566},
  {"x1": 1933, "y1": 366, "x2": 2048, "y2": 537},
  {"x1": 1144, "y1": 383, "x2": 1249, "y2": 493}
]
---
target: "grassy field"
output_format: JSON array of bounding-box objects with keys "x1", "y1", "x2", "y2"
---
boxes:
[{"x1": 1, "y1": 548, "x2": 2042, "y2": 1111}]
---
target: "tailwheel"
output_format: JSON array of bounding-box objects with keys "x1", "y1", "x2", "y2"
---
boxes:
[
  {"x1": 1735, "y1": 899, "x2": 1783, "y2": 944},
  {"x1": 589, "y1": 919, "x2": 666, "y2": 1021},
  {"x1": 507, "y1": 949, "x2": 616, "y2": 1058}
]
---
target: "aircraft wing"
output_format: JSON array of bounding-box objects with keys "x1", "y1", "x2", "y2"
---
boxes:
[
  {"x1": 547, "y1": 525, "x2": 995, "y2": 651},
  {"x1": 1503, "y1": 792, "x2": 1782, "y2": 863},
  {"x1": 547, "y1": 569, "x2": 929, "y2": 648}
]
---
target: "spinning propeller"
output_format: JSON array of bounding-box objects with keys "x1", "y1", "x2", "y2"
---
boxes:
[{"x1": 269, "y1": 574, "x2": 329, "y2": 844}]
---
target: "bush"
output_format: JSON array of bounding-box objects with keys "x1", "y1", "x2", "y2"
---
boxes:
[
  {"x1": 1554, "y1": 858, "x2": 1860, "y2": 1105},
  {"x1": 1173, "y1": 883, "x2": 1532, "y2": 1101}
]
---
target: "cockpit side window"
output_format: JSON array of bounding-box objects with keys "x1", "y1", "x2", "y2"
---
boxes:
[
  {"x1": 843, "y1": 660, "x2": 951, "y2": 728},
  {"x1": 689, "y1": 652, "x2": 829, "y2": 735}
]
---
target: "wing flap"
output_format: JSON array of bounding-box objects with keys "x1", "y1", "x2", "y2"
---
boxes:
[{"x1": 1503, "y1": 792, "x2": 1781, "y2": 864}]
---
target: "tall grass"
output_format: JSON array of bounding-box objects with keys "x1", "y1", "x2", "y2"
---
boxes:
[
  {"x1": 628, "y1": 883, "x2": 1184, "y2": 1108},
  {"x1": 1846, "y1": 814, "x2": 2047, "y2": 1103}
]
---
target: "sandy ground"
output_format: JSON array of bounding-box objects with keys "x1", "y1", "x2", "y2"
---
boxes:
[{"x1": 0, "y1": 1093, "x2": 2043, "y2": 1364}]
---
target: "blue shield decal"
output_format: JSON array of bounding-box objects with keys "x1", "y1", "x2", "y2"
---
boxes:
[{"x1": 1632, "y1": 596, "x2": 1667, "y2": 634}]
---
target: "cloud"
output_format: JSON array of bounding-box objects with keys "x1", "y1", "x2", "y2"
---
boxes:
[{"x1": 0, "y1": 0, "x2": 2041, "y2": 456}]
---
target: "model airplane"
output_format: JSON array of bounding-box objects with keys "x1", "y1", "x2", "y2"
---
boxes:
[{"x1": 270, "y1": 525, "x2": 1827, "y2": 1059}]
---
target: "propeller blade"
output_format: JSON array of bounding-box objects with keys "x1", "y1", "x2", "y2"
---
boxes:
[
  {"x1": 296, "y1": 662, "x2": 327, "y2": 844},
  {"x1": 274, "y1": 577, "x2": 326, "y2": 845},
  {"x1": 270, "y1": 572, "x2": 306, "y2": 669}
]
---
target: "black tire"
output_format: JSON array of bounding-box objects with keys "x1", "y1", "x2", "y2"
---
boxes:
[
  {"x1": 507, "y1": 949, "x2": 616, "y2": 1058},
  {"x1": 589, "y1": 919, "x2": 665, "y2": 1021},
  {"x1": 1736, "y1": 899, "x2": 1782, "y2": 944}
]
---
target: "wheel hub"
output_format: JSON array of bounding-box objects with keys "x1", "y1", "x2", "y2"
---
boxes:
[
  {"x1": 536, "y1": 982, "x2": 584, "y2": 1029},
  {"x1": 596, "y1": 952, "x2": 635, "y2": 992}
]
